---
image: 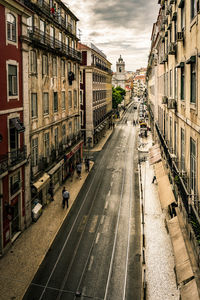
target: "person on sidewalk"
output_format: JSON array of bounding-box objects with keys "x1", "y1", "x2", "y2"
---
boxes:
[
  {"x1": 76, "y1": 162, "x2": 82, "y2": 179},
  {"x1": 152, "y1": 175, "x2": 156, "y2": 183},
  {"x1": 62, "y1": 187, "x2": 70, "y2": 209},
  {"x1": 85, "y1": 158, "x2": 90, "y2": 172}
]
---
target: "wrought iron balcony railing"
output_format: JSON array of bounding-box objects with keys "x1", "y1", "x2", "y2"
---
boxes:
[
  {"x1": 9, "y1": 146, "x2": 27, "y2": 167},
  {"x1": 93, "y1": 62, "x2": 112, "y2": 74},
  {"x1": 28, "y1": 27, "x2": 81, "y2": 61},
  {"x1": 0, "y1": 154, "x2": 8, "y2": 175},
  {"x1": 24, "y1": 0, "x2": 75, "y2": 36}
]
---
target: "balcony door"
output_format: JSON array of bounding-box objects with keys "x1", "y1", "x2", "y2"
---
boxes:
[{"x1": 9, "y1": 120, "x2": 19, "y2": 163}]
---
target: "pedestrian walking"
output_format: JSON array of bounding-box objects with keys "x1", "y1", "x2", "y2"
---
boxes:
[
  {"x1": 85, "y1": 158, "x2": 90, "y2": 172},
  {"x1": 152, "y1": 175, "x2": 156, "y2": 183},
  {"x1": 62, "y1": 186, "x2": 70, "y2": 209},
  {"x1": 76, "y1": 162, "x2": 82, "y2": 179}
]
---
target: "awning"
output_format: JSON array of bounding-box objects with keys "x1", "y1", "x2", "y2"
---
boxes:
[
  {"x1": 154, "y1": 161, "x2": 166, "y2": 179},
  {"x1": 11, "y1": 118, "x2": 25, "y2": 133},
  {"x1": 180, "y1": 279, "x2": 200, "y2": 300},
  {"x1": 33, "y1": 173, "x2": 50, "y2": 192},
  {"x1": 157, "y1": 175, "x2": 175, "y2": 208},
  {"x1": 149, "y1": 144, "x2": 162, "y2": 165},
  {"x1": 48, "y1": 159, "x2": 64, "y2": 176},
  {"x1": 167, "y1": 216, "x2": 194, "y2": 284}
]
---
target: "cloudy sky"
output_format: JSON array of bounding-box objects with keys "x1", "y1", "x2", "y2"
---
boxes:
[{"x1": 65, "y1": 0, "x2": 159, "y2": 72}]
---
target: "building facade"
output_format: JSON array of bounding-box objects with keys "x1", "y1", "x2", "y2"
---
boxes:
[
  {"x1": 0, "y1": 0, "x2": 31, "y2": 255},
  {"x1": 23, "y1": 0, "x2": 83, "y2": 209},
  {"x1": 78, "y1": 43, "x2": 113, "y2": 147},
  {"x1": 147, "y1": 0, "x2": 200, "y2": 263},
  {"x1": 112, "y1": 55, "x2": 126, "y2": 89}
]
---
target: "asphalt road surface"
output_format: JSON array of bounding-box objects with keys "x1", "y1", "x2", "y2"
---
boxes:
[{"x1": 23, "y1": 104, "x2": 141, "y2": 300}]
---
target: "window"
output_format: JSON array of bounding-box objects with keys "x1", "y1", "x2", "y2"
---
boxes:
[
  {"x1": 10, "y1": 171, "x2": 20, "y2": 196},
  {"x1": 43, "y1": 92, "x2": 49, "y2": 115},
  {"x1": 181, "y1": 6, "x2": 185, "y2": 29},
  {"x1": 40, "y1": 19, "x2": 45, "y2": 43},
  {"x1": 31, "y1": 137, "x2": 38, "y2": 166},
  {"x1": 68, "y1": 121, "x2": 72, "y2": 135},
  {"x1": 54, "y1": 127, "x2": 58, "y2": 150},
  {"x1": 61, "y1": 59, "x2": 65, "y2": 77},
  {"x1": 80, "y1": 71, "x2": 83, "y2": 83},
  {"x1": 50, "y1": 26, "x2": 55, "y2": 47},
  {"x1": 191, "y1": 0, "x2": 197, "y2": 20},
  {"x1": 8, "y1": 64, "x2": 18, "y2": 96},
  {"x1": 181, "y1": 128, "x2": 185, "y2": 171},
  {"x1": 174, "y1": 21, "x2": 177, "y2": 42},
  {"x1": 73, "y1": 64, "x2": 76, "y2": 79},
  {"x1": 30, "y1": 51, "x2": 37, "y2": 74},
  {"x1": 190, "y1": 137, "x2": 197, "y2": 195},
  {"x1": 53, "y1": 92, "x2": 58, "y2": 112},
  {"x1": 80, "y1": 110, "x2": 83, "y2": 125},
  {"x1": 169, "y1": 70, "x2": 172, "y2": 97},
  {"x1": 181, "y1": 66, "x2": 185, "y2": 100},
  {"x1": 44, "y1": 132, "x2": 49, "y2": 157},
  {"x1": 68, "y1": 90, "x2": 72, "y2": 108},
  {"x1": 174, "y1": 67, "x2": 177, "y2": 99},
  {"x1": 80, "y1": 90, "x2": 83, "y2": 104},
  {"x1": 74, "y1": 117, "x2": 78, "y2": 132},
  {"x1": 191, "y1": 62, "x2": 196, "y2": 103},
  {"x1": 74, "y1": 90, "x2": 77, "y2": 108},
  {"x1": 174, "y1": 121, "x2": 177, "y2": 155},
  {"x1": 53, "y1": 57, "x2": 57, "y2": 76},
  {"x1": 7, "y1": 13, "x2": 16, "y2": 42},
  {"x1": 68, "y1": 62, "x2": 71, "y2": 74},
  {"x1": 61, "y1": 91, "x2": 65, "y2": 110},
  {"x1": 9, "y1": 119, "x2": 18, "y2": 151},
  {"x1": 31, "y1": 93, "x2": 38, "y2": 118},
  {"x1": 42, "y1": 55, "x2": 48, "y2": 76},
  {"x1": 170, "y1": 117, "x2": 172, "y2": 148},
  {"x1": 62, "y1": 124, "x2": 66, "y2": 143}
]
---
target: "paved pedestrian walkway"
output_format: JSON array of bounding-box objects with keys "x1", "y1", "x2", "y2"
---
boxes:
[
  {"x1": 139, "y1": 131, "x2": 200, "y2": 300},
  {"x1": 0, "y1": 129, "x2": 113, "y2": 300}
]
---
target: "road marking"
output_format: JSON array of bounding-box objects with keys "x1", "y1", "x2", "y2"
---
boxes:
[
  {"x1": 77, "y1": 215, "x2": 88, "y2": 232},
  {"x1": 105, "y1": 201, "x2": 108, "y2": 209},
  {"x1": 89, "y1": 215, "x2": 98, "y2": 233},
  {"x1": 95, "y1": 232, "x2": 100, "y2": 244},
  {"x1": 88, "y1": 256, "x2": 94, "y2": 271},
  {"x1": 100, "y1": 215, "x2": 105, "y2": 224}
]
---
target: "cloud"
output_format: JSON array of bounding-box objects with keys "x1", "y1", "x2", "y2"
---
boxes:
[{"x1": 66, "y1": 0, "x2": 159, "y2": 71}]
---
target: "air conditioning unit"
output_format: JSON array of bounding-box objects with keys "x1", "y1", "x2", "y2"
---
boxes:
[
  {"x1": 162, "y1": 96, "x2": 168, "y2": 104},
  {"x1": 168, "y1": 42, "x2": 176, "y2": 55},
  {"x1": 177, "y1": 31, "x2": 184, "y2": 41},
  {"x1": 168, "y1": 98, "x2": 177, "y2": 109}
]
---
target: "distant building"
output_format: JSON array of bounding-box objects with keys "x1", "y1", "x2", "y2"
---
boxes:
[
  {"x1": 78, "y1": 42, "x2": 113, "y2": 147},
  {"x1": 112, "y1": 55, "x2": 126, "y2": 89}
]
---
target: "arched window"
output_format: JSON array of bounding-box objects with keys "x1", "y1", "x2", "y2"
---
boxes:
[{"x1": 7, "y1": 13, "x2": 16, "y2": 42}]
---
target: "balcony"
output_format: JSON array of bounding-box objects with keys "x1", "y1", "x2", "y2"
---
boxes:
[
  {"x1": 167, "y1": 98, "x2": 177, "y2": 109},
  {"x1": 9, "y1": 146, "x2": 27, "y2": 168},
  {"x1": 28, "y1": 27, "x2": 81, "y2": 61},
  {"x1": 93, "y1": 62, "x2": 112, "y2": 74},
  {"x1": 24, "y1": 0, "x2": 76, "y2": 37},
  {"x1": 168, "y1": 42, "x2": 177, "y2": 55},
  {"x1": 0, "y1": 154, "x2": 8, "y2": 175},
  {"x1": 162, "y1": 96, "x2": 168, "y2": 104}
]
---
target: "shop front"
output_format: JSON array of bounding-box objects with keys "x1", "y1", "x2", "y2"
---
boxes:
[
  {"x1": 48, "y1": 160, "x2": 64, "y2": 192},
  {"x1": 32, "y1": 173, "x2": 50, "y2": 206},
  {"x1": 63, "y1": 141, "x2": 83, "y2": 180}
]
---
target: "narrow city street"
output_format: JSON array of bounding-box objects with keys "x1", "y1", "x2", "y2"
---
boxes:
[{"x1": 23, "y1": 105, "x2": 141, "y2": 300}]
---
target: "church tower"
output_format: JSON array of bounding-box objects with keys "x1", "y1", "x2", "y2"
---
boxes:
[
  {"x1": 116, "y1": 55, "x2": 125, "y2": 74},
  {"x1": 112, "y1": 55, "x2": 126, "y2": 89}
]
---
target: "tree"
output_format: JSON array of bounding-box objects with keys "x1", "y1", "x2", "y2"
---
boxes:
[
  {"x1": 115, "y1": 86, "x2": 126, "y2": 98},
  {"x1": 112, "y1": 87, "x2": 123, "y2": 109}
]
